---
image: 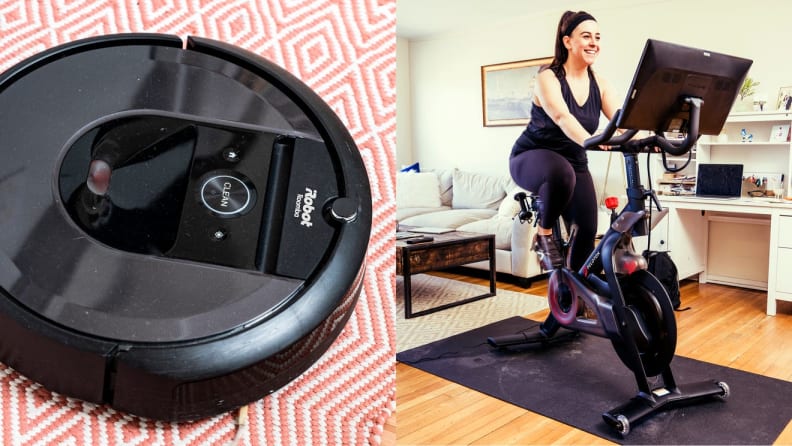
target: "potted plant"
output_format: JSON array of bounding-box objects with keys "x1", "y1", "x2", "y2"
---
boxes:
[
  {"x1": 735, "y1": 77, "x2": 760, "y2": 111},
  {"x1": 739, "y1": 77, "x2": 760, "y2": 100}
]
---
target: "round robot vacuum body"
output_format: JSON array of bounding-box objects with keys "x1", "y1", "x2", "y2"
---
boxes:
[{"x1": 0, "y1": 34, "x2": 371, "y2": 421}]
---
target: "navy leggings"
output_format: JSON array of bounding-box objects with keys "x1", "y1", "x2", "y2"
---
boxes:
[{"x1": 509, "y1": 149, "x2": 597, "y2": 271}]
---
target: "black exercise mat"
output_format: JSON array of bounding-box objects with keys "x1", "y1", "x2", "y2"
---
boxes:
[{"x1": 396, "y1": 316, "x2": 792, "y2": 445}]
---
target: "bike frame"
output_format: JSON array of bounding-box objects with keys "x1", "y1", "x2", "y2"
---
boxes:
[
  {"x1": 533, "y1": 158, "x2": 658, "y2": 337},
  {"x1": 538, "y1": 97, "x2": 704, "y2": 339},
  {"x1": 500, "y1": 96, "x2": 728, "y2": 437}
]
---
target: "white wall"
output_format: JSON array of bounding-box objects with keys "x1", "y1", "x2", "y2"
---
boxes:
[
  {"x1": 396, "y1": 37, "x2": 413, "y2": 169},
  {"x1": 400, "y1": 0, "x2": 792, "y2": 199}
]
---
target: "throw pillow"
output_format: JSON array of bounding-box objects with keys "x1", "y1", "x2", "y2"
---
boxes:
[
  {"x1": 428, "y1": 168, "x2": 456, "y2": 207},
  {"x1": 451, "y1": 170, "x2": 508, "y2": 210},
  {"x1": 497, "y1": 187, "x2": 527, "y2": 218},
  {"x1": 399, "y1": 162, "x2": 420, "y2": 173},
  {"x1": 396, "y1": 172, "x2": 442, "y2": 208}
]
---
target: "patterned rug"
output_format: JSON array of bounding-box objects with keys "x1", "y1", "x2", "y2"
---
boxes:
[
  {"x1": 0, "y1": 2, "x2": 395, "y2": 445},
  {"x1": 396, "y1": 275, "x2": 548, "y2": 352}
]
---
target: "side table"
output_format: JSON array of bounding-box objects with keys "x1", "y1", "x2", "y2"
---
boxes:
[{"x1": 396, "y1": 230, "x2": 496, "y2": 318}]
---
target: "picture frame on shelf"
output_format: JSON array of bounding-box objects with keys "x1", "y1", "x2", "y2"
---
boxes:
[
  {"x1": 770, "y1": 124, "x2": 791, "y2": 142},
  {"x1": 776, "y1": 86, "x2": 792, "y2": 111},
  {"x1": 481, "y1": 57, "x2": 551, "y2": 127}
]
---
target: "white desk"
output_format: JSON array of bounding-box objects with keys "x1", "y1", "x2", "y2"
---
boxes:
[{"x1": 658, "y1": 195, "x2": 792, "y2": 315}]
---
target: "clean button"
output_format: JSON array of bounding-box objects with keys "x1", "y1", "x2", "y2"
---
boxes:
[{"x1": 200, "y1": 174, "x2": 251, "y2": 216}]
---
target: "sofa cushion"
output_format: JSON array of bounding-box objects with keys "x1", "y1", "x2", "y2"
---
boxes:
[
  {"x1": 458, "y1": 216, "x2": 513, "y2": 250},
  {"x1": 451, "y1": 170, "x2": 508, "y2": 210},
  {"x1": 396, "y1": 172, "x2": 441, "y2": 208},
  {"x1": 400, "y1": 208, "x2": 496, "y2": 229},
  {"x1": 396, "y1": 206, "x2": 451, "y2": 222}
]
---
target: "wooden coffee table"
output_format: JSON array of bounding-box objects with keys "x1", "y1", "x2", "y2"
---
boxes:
[{"x1": 396, "y1": 229, "x2": 496, "y2": 318}]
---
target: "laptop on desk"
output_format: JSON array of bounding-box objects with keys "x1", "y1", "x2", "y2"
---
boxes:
[{"x1": 695, "y1": 163, "x2": 743, "y2": 199}]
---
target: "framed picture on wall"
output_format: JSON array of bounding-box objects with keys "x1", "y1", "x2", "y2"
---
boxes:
[
  {"x1": 481, "y1": 57, "x2": 551, "y2": 127},
  {"x1": 776, "y1": 85, "x2": 792, "y2": 111}
]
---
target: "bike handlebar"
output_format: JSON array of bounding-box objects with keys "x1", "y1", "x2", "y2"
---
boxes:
[{"x1": 583, "y1": 97, "x2": 703, "y2": 156}]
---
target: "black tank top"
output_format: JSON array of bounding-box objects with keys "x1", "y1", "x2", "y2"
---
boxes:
[{"x1": 511, "y1": 68, "x2": 602, "y2": 171}]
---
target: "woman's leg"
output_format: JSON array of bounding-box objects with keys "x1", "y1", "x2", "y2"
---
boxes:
[
  {"x1": 510, "y1": 149, "x2": 577, "y2": 268},
  {"x1": 509, "y1": 149, "x2": 576, "y2": 229},
  {"x1": 562, "y1": 169, "x2": 598, "y2": 271}
]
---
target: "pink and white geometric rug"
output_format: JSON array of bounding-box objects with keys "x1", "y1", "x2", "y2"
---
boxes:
[{"x1": 0, "y1": 1, "x2": 396, "y2": 445}]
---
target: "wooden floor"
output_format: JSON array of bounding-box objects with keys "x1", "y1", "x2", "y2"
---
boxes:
[{"x1": 385, "y1": 271, "x2": 792, "y2": 445}]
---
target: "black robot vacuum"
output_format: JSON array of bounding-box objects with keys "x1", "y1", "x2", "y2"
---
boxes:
[{"x1": 0, "y1": 34, "x2": 371, "y2": 421}]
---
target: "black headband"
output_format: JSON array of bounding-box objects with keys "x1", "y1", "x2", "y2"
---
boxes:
[{"x1": 563, "y1": 13, "x2": 596, "y2": 36}]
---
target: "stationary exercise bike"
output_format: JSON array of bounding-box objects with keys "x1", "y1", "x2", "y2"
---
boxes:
[{"x1": 487, "y1": 99, "x2": 731, "y2": 435}]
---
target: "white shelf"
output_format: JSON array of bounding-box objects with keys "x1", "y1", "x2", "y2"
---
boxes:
[
  {"x1": 653, "y1": 111, "x2": 792, "y2": 315},
  {"x1": 656, "y1": 111, "x2": 792, "y2": 198},
  {"x1": 702, "y1": 142, "x2": 788, "y2": 147},
  {"x1": 722, "y1": 111, "x2": 792, "y2": 123}
]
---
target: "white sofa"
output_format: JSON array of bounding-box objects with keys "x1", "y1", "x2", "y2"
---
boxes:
[{"x1": 396, "y1": 168, "x2": 543, "y2": 286}]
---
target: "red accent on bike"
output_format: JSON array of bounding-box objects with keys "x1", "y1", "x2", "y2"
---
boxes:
[
  {"x1": 605, "y1": 196, "x2": 619, "y2": 210},
  {"x1": 622, "y1": 258, "x2": 638, "y2": 275}
]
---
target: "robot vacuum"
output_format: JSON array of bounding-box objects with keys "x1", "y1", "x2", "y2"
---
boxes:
[{"x1": 0, "y1": 34, "x2": 371, "y2": 421}]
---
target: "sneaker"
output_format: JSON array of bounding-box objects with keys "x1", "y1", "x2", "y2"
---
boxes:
[{"x1": 533, "y1": 233, "x2": 563, "y2": 270}]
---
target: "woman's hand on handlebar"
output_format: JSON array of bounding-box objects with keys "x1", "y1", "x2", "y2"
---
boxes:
[
  {"x1": 597, "y1": 129, "x2": 625, "y2": 151},
  {"x1": 597, "y1": 129, "x2": 616, "y2": 150},
  {"x1": 599, "y1": 130, "x2": 663, "y2": 152}
]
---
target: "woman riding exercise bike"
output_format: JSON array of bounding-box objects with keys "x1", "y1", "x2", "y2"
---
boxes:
[{"x1": 487, "y1": 37, "x2": 752, "y2": 434}]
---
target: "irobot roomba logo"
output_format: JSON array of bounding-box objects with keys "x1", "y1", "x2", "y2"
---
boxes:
[{"x1": 295, "y1": 187, "x2": 318, "y2": 227}]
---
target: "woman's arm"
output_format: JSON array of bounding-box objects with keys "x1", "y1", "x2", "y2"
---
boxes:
[
  {"x1": 533, "y1": 69, "x2": 594, "y2": 147},
  {"x1": 595, "y1": 72, "x2": 621, "y2": 121}
]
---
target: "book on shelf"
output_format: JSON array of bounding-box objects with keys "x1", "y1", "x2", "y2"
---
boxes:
[{"x1": 770, "y1": 124, "x2": 791, "y2": 142}]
